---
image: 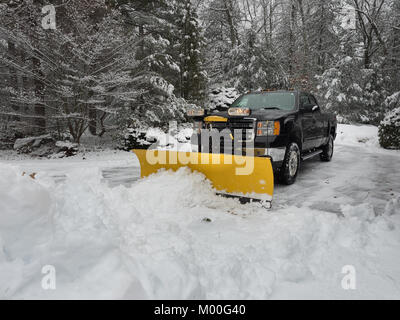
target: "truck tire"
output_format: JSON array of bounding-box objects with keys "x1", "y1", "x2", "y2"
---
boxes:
[
  {"x1": 320, "y1": 135, "x2": 334, "y2": 162},
  {"x1": 280, "y1": 142, "x2": 300, "y2": 185}
]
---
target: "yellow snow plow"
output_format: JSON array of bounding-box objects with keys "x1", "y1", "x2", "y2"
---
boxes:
[{"x1": 133, "y1": 149, "x2": 274, "y2": 206}]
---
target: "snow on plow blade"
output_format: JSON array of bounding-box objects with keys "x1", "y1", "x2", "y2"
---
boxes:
[{"x1": 133, "y1": 149, "x2": 274, "y2": 203}]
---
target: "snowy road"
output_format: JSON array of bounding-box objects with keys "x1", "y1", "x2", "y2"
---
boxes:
[{"x1": 1, "y1": 124, "x2": 400, "y2": 299}]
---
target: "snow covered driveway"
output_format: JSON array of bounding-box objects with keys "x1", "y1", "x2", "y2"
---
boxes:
[
  {"x1": 275, "y1": 144, "x2": 400, "y2": 215},
  {"x1": 1, "y1": 124, "x2": 400, "y2": 299}
]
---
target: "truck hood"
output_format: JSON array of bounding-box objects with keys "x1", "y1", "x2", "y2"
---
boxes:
[{"x1": 211, "y1": 109, "x2": 297, "y2": 121}]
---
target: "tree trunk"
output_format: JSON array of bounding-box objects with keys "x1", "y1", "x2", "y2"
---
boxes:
[
  {"x1": 7, "y1": 41, "x2": 20, "y2": 122},
  {"x1": 288, "y1": 0, "x2": 296, "y2": 75},
  {"x1": 88, "y1": 107, "x2": 97, "y2": 135},
  {"x1": 269, "y1": 1, "x2": 274, "y2": 45},
  {"x1": 32, "y1": 55, "x2": 46, "y2": 135},
  {"x1": 223, "y1": 0, "x2": 238, "y2": 48},
  {"x1": 297, "y1": 0, "x2": 309, "y2": 72}
]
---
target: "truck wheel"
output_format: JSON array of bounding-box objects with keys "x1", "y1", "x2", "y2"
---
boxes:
[
  {"x1": 320, "y1": 135, "x2": 334, "y2": 162},
  {"x1": 280, "y1": 142, "x2": 300, "y2": 185}
]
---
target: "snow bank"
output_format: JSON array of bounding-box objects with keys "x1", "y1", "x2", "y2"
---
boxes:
[
  {"x1": 336, "y1": 124, "x2": 380, "y2": 149},
  {"x1": 1, "y1": 163, "x2": 400, "y2": 299},
  {"x1": 0, "y1": 166, "x2": 54, "y2": 297}
]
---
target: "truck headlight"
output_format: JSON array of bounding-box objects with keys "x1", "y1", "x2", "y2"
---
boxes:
[
  {"x1": 187, "y1": 108, "x2": 205, "y2": 117},
  {"x1": 257, "y1": 121, "x2": 280, "y2": 136}
]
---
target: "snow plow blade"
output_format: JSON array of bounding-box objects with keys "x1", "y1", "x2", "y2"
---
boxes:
[{"x1": 133, "y1": 149, "x2": 274, "y2": 204}]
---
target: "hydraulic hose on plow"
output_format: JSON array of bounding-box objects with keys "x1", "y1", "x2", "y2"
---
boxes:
[{"x1": 133, "y1": 149, "x2": 274, "y2": 207}]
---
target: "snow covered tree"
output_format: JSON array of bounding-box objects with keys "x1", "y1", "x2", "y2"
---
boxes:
[
  {"x1": 199, "y1": 0, "x2": 241, "y2": 88},
  {"x1": 0, "y1": 0, "x2": 190, "y2": 144},
  {"x1": 314, "y1": 0, "x2": 391, "y2": 123},
  {"x1": 225, "y1": 28, "x2": 288, "y2": 91},
  {"x1": 0, "y1": 0, "x2": 48, "y2": 137},
  {"x1": 379, "y1": 99, "x2": 400, "y2": 149},
  {"x1": 177, "y1": 0, "x2": 208, "y2": 104}
]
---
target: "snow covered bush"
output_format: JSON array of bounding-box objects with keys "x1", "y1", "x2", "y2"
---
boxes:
[
  {"x1": 119, "y1": 124, "x2": 193, "y2": 151},
  {"x1": 120, "y1": 128, "x2": 153, "y2": 151},
  {"x1": 379, "y1": 107, "x2": 400, "y2": 149},
  {"x1": 0, "y1": 128, "x2": 23, "y2": 150},
  {"x1": 14, "y1": 135, "x2": 55, "y2": 154},
  {"x1": 13, "y1": 135, "x2": 78, "y2": 157},
  {"x1": 207, "y1": 87, "x2": 240, "y2": 111}
]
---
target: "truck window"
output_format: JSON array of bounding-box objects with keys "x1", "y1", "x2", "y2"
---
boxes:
[
  {"x1": 309, "y1": 95, "x2": 318, "y2": 106},
  {"x1": 300, "y1": 94, "x2": 310, "y2": 107},
  {"x1": 231, "y1": 92, "x2": 296, "y2": 111}
]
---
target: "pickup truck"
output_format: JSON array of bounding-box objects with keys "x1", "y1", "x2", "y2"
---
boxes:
[{"x1": 189, "y1": 90, "x2": 337, "y2": 185}]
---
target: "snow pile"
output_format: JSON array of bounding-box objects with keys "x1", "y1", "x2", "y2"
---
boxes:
[
  {"x1": 1, "y1": 163, "x2": 400, "y2": 299},
  {"x1": 55, "y1": 141, "x2": 78, "y2": 149},
  {"x1": 385, "y1": 196, "x2": 400, "y2": 216},
  {"x1": 0, "y1": 166, "x2": 54, "y2": 297},
  {"x1": 336, "y1": 124, "x2": 380, "y2": 149}
]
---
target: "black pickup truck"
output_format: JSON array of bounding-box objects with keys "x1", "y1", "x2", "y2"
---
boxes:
[{"x1": 189, "y1": 90, "x2": 337, "y2": 185}]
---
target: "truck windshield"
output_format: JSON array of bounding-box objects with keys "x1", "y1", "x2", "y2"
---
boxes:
[{"x1": 231, "y1": 92, "x2": 296, "y2": 111}]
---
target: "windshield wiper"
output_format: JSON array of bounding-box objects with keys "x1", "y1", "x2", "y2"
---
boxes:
[{"x1": 262, "y1": 107, "x2": 281, "y2": 110}]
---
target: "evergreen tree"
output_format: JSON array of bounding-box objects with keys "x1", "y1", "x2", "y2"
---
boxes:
[{"x1": 177, "y1": 0, "x2": 208, "y2": 104}]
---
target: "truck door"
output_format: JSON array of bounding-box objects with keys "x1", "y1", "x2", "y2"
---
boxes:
[
  {"x1": 300, "y1": 94, "x2": 318, "y2": 150},
  {"x1": 308, "y1": 94, "x2": 327, "y2": 148}
]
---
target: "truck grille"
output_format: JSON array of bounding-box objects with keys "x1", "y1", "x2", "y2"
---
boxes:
[
  {"x1": 229, "y1": 121, "x2": 255, "y2": 130},
  {"x1": 229, "y1": 120, "x2": 256, "y2": 142},
  {"x1": 205, "y1": 119, "x2": 256, "y2": 144}
]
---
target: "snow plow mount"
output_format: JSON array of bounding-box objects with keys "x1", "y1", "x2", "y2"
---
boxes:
[{"x1": 216, "y1": 193, "x2": 272, "y2": 209}]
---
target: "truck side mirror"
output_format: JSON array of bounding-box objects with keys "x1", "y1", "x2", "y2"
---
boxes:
[
  {"x1": 312, "y1": 105, "x2": 319, "y2": 112},
  {"x1": 301, "y1": 104, "x2": 319, "y2": 113},
  {"x1": 301, "y1": 104, "x2": 313, "y2": 113}
]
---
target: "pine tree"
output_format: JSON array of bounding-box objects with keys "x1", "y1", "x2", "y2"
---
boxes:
[{"x1": 178, "y1": 0, "x2": 208, "y2": 104}]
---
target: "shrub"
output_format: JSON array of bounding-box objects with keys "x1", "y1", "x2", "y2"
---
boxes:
[{"x1": 379, "y1": 107, "x2": 400, "y2": 149}]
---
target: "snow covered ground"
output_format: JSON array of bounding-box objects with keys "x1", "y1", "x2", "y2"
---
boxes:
[{"x1": 1, "y1": 124, "x2": 400, "y2": 299}]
